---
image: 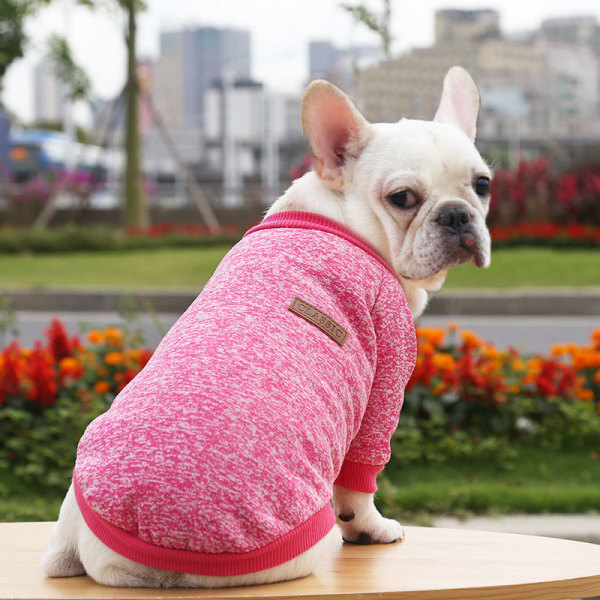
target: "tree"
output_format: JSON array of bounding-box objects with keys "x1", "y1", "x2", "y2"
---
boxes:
[
  {"x1": 340, "y1": 0, "x2": 393, "y2": 59},
  {"x1": 48, "y1": 34, "x2": 91, "y2": 103},
  {"x1": 0, "y1": 1, "x2": 43, "y2": 96},
  {"x1": 1, "y1": 0, "x2": 149, "y2": 227},
  {"x1": 120, "y1": 0, "x2": 147, "y2": 227}
]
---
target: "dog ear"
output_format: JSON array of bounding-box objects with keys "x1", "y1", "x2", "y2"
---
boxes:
[
  {"x1": 302, "y1": 80, "x2": 373, "y2": 190},
  {"x1": 434, "y1": 66, "x2": 480, "y2": 142}
]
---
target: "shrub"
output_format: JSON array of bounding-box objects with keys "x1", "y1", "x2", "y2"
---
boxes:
[
  {"x1": 0, "y1": 224, "x2": 242, "y2": 254},
  {"x1": 489, "y1": 158, "x2": 600, "y2": 228},
  {"x1": 1, "y1": 319, "x2": 599, "y2": 492},
  {"x1": 0, "y1": 320, "x2": 152, "y2": 490}
]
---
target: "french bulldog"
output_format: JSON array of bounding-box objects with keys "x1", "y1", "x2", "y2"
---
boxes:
[{"x1": 43, "y1": 66, "x2": 491, "y2": 588}]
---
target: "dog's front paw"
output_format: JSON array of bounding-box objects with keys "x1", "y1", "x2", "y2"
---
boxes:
[{"x1": 338, "y1": 511, "x2": 405, "y2": 545}]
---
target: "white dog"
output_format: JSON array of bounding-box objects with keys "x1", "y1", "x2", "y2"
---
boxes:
[{"x1": 43, "y1": 66, "x2": 491, "y2": 588}]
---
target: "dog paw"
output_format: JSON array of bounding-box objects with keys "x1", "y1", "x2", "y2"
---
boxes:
[{"x1": 338, "y1": 512, "x2": 405, "y2": 545}]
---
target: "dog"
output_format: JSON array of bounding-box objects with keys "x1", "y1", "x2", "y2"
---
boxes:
[{"x1": 43, "y1": 66, "x2": 491, "y2": 588}]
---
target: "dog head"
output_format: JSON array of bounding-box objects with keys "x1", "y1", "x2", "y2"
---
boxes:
[{"x1": 294, "y1": 66, "x2": 491, "y2": 316}]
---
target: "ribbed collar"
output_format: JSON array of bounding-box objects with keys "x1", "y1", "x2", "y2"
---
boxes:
[{"x1": 244, "y1": 211, "x2": 397, "y2": 279}]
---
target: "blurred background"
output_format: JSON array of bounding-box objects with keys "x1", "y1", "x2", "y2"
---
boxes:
[
  {"x1": 0, "y1": 0, "x2": 599, "y2": 352},
  {"x1": 0, "y1": 1, "x2": 600, "y2": 552},
  {"x1": 2, "y1": 0, "x2": 600, "y2": 225}
]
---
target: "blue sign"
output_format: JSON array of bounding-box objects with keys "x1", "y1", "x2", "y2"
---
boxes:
[{"x1": 0, "y1": 111, "x2": 10, "y2": 181}]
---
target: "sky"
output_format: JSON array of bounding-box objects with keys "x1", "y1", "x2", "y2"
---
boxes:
[{"x1": 4, "y1": 0, "x2": 600, "y2": 123}]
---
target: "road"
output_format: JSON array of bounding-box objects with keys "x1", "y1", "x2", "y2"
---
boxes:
[{"x1": 5, "y1": 311, "x2": 600, "y2": 355}]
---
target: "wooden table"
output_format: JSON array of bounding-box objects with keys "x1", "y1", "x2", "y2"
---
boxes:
[{"x1": 2, "y1": 522, "x2": 600, "y2": 599}]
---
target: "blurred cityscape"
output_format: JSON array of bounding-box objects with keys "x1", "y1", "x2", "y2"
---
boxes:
[{"x1": 2, "y1": 7, "x2": 600, "y2": 226}]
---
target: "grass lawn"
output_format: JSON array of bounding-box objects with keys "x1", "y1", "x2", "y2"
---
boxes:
[
  {"x1": 445, "y1": 247, "x2": 600, "y2": 288},
  {"x1": 0, "y1": 246, "x2": 231, "y2": 291},
  {"x1": 380, "y1": 446, "x2": 600, "y2": 521},
  {"x1": 1, "y1": 446, "x2": 599, "y2": 522},
  {"x1": 0, "y1": 247, "x2": 597, "y2": 290}
]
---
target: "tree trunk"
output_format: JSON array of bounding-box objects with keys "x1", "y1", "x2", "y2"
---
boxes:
[{"x1": 123, "y1": 1, "x2": 147, "y2": 227}]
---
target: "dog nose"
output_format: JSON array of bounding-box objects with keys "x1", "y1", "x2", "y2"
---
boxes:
[{"x1": 437, "y1": 206, "x2": 471, "y2": 233}]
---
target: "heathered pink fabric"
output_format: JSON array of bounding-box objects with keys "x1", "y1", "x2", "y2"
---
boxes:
[{"x1": 73, "y1": 211, "x2": 417, "y2": 576}]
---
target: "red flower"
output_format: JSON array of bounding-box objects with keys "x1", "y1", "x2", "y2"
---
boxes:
[
  {"x1": 45, "y1": 318, "x2": 72, "y2": 362},
  {"x1": 0, "y1": 342, "x2": 22, "y2": 405},
  {"x1": 25, "y1": 342, "x2": 58, "y2": 407}
]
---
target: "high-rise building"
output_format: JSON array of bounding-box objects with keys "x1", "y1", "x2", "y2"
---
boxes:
[
  {"x1": 152, "y1": 26, "x2": 251, "y2": 131},
  {"x1": 33, "y1": 57, "x2": 66, "y2": 123},
  {"x1": 356, "y1": 10, "x2": 600, "y2": 147},
  {"x1": 308, "y1": 41, "x2": 381, "y2": 92}
]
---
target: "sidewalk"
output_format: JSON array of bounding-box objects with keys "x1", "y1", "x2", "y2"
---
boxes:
[
  {"x1": 1, "y1": 287, "x2": 600, "y2": 315},
  {"x1": 433, "y1": 515, "x2": 600, "y2": 544}
]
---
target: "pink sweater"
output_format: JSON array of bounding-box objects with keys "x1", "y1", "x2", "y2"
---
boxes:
[{"x1": 73, "y1": 211, "x2": 417, "y2": 576}]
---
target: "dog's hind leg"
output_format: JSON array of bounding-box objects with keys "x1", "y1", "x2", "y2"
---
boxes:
[{"x1": 42, "y1": 483, "x2": 86, "y2": 577}]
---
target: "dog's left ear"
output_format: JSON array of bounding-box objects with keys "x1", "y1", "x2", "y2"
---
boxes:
[
  {"x1": 302, "y1": 80, "x2": 373, "y2": 190},
  {"x1": 434, "y1": 66, "x2": 480, "y2": 142}
]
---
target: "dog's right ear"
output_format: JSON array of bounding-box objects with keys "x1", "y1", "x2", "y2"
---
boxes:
[{"x1": 302, "y1": 80, "x2": 373, "y2": 191}]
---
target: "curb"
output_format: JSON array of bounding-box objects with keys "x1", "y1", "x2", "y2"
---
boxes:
[
  {"x1": 432, "y1": 515, "x2": 600, "y2": 545},
  {"x1": 427, "y1": 290, "x2": 600, "y2": 316},
  {"x1": 1, "y1": 288, "x2": 599, "y2": 316},
  {"x1": 0, "y1": 289, "x2": 195, "y2": 314}
]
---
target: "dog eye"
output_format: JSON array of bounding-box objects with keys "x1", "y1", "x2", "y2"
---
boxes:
[
  {"x1": 475, "y1": 177, "x2": 490, "y2": 197},
  {"x1": 387, "y1": 190, "x2": 418, "y2": 209}
]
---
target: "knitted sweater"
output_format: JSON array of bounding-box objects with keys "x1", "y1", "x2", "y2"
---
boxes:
[{"x1": 73, "y1": 211, "x2": 417, "y2": 576}]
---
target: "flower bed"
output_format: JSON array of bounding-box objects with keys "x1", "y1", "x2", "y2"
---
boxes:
[
  {"x1": 1, "y1": 319, "x2": 599, "y2": 490},
  {"x1": 489, "y1": 158, "x2": 600, "y2": 230},
  {"x1": 0, "y1": 320, "x2": 152, "y2": 488},
  {"x1": 490, "y1": 223, "x2": 600, "y2": 248}
]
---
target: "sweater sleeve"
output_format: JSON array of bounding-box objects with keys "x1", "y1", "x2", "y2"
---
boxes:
[{"x1": 334, "y1": 276, "x2": 417, "y2": 493}]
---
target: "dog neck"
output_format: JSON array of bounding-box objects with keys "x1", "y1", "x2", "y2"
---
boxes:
[{"x1": 267, "y1": 173, "x2": 429, "y2": 318}]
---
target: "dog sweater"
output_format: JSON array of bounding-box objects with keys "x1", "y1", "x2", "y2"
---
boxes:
[{"x1": 73, "y1": 211, "x2": 417, "y2": 576}]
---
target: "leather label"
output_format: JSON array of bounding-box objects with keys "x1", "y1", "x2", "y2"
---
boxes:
[{"x1": 289, "y1": 297, "x2": 348, "y2": 346}]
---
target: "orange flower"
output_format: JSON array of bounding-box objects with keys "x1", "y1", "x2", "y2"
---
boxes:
[
  {"x1": 94, "y1": 381, "x2": 111, "y2": 395},
  {"x1": 104, "y1": 327, "x2": 124, "y2": 347},
  {"x1": 576, "y1": 387, "x2": 594, "y2": 402},
  {"x1": 59, "y1": 357, "x2": 84, "y2": 379},
  {"x1": 87, "y1": 330, "x2": 105, "y2": 345},
  {"x1": 460, "y1": 330, "x2": 483, "y2": 348},
  {"x1": 418, "y1": 327, "x2": 446, "y2": 349},
  {"x1": 511, "y1": 358, "x2": 525, "y2": 371},
  {"x1": 592, "y1": 328, "x2": 600, "y2": 350},
  {"x1": 526, "y1": 358, "x2": 543, "y2": 375},
  {"x1": 105, "y1": 352, "x2": 124, "y2": 366},
  {"x1": 432, "y1": 353, "x2": 456, "y2": 371},
  {"x1": 565, "y1": 342, "x2": 579, "y2": 356},
  {"x1": 550, "y1": 344, "x2": 568, "y2": 357},
  {"x1": 482, "y1": 345, "x2": 502, "y2": 360}
]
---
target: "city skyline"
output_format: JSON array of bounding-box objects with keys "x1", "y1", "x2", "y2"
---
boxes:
[{"x1": 4, "y1": 0, "x2": 600, "y2": 124}]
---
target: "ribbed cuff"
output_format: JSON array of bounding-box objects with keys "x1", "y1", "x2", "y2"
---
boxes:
[
  {"x1": 334, "y1": 459, "x2": 384, "y2": 494},
  {"x1": 73, "y1": 478, "x2": 336, "y2": 576}
]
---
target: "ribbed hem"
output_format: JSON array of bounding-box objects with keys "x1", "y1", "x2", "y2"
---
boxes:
[
  {"x1": 334, "y1": 460, "x2": 384, "y2": 494},
  {"x1": 73, "y1": 479, "x2": 336, "y2": 576},
  {"x1": 245, "y1": 211, "x2": 397, "y2": 280}
]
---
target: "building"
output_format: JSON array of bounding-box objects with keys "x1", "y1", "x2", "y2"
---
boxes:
[
  {"x1": 151, "y1": 26, "x2": 251, "y2": 131},
  {"x1": 309, "y1": 41, "x2": 381, "y2": 92},
  {"x1": 356, "y1": 10, "x2": 600, "y2": 157},
  {"x1": 204, "y1": 79, "x2": 302, "y2": 204},
  {"x1": 33, "y1": 57, "x2": 66, "y2": 123}
]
